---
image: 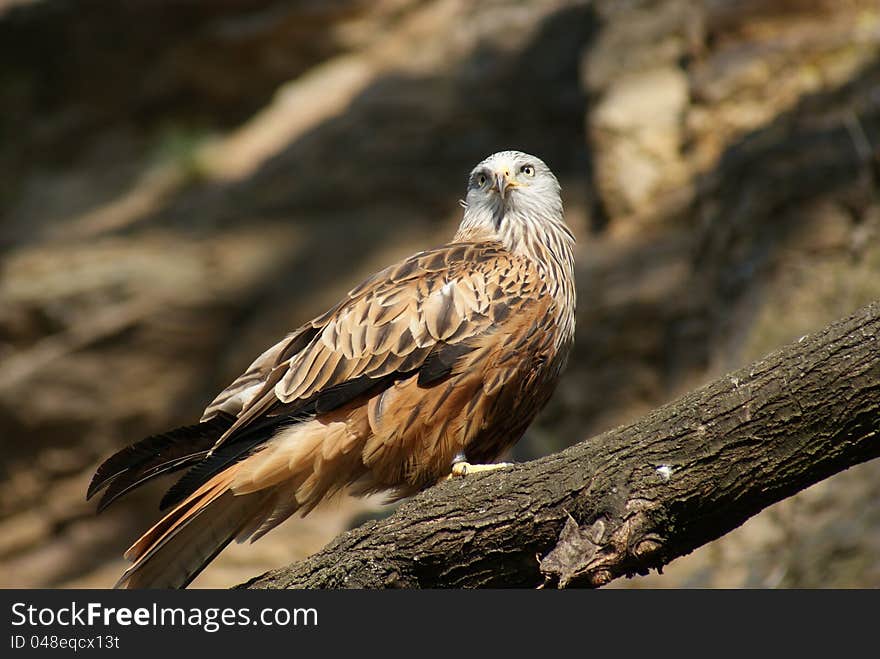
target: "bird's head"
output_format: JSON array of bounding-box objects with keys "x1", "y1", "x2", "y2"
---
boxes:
[{"x1": 457, "y1": 150, "x2": 572, "y2": 256}]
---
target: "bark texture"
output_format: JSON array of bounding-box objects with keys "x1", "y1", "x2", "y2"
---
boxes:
[{"x1": 243, "y1": 300, "x2": 880, "y2": 588}]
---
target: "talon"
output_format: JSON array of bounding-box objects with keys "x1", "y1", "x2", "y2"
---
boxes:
[{"x1": 447, "y1": 461, "x2": 512, "y2": 480}]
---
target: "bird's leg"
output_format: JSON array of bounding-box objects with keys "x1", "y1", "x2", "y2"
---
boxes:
[{"x1": 447, "y1": 452, "x2": 513, "y2": 479}]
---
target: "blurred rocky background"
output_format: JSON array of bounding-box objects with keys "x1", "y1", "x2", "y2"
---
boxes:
[{"x1": 1, "y1": 0, "x2": 879, "y2": 588}]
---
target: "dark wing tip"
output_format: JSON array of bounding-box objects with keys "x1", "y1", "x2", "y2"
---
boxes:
[
  {"x1": 87, "y1": 414, "x2": 235, "y2": 510},
  {"x1": 87, "y1": 444, "x2": 138, "y2": 501},
  {"x1": 94, "y1": 453, "x2": 209, "y2": 513}
]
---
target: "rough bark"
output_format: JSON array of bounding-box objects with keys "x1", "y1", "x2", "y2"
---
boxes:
[{"x1": 242, "y1": 300, "x2": 880, "y2": 589}]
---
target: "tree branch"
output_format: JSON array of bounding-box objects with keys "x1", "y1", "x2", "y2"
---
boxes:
[{"x1": 240, "y1": 301, "x2": 880, "y2": 589}]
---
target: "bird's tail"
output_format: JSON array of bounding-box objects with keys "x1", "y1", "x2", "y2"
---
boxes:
[
  {"x1": 115, "y1": 465, "x2": 277, "y2": 589},
  {"x1": 88, "y1": 414, "x2": 292, "y2": 588},
  {"x1": 92, "y1": 413, "x2": 363, "y2": 588}
]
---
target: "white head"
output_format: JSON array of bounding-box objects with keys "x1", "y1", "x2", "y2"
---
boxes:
[{"x1": 455, "y1": 150, "x2": 574, "y2": 261}]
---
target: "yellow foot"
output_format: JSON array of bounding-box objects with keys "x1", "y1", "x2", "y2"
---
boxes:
[{"x1": 447, "y1": 461, "x2": 513, "y2": 479}]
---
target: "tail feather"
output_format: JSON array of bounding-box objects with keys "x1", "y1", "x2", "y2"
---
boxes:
[
  {"x1": 87, "y1": 414, "x2": 234, "y2": 512},
  {"x1": 117, "y1": 468, "x2": 274, "y2": 589},
  {"x1": 123, "y1": 472, "x2": 233, "y2": 563}
]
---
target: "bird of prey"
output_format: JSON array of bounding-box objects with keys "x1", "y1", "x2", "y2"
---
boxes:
[{"x1": 87, "y1": 150, "x2": 576, "y2": 588}]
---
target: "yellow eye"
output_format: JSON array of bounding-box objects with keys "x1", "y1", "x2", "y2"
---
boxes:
[
  {"x1": 521, "y1": 164, "x2": 535, "y2": 177},
  {"x1": 477, "y1": 173, "x2": 487, "y2": 186}
]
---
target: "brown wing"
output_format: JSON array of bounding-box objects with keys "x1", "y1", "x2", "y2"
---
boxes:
[{"x1": 201, "y1": 241, "x2": 544, "y2": 452}]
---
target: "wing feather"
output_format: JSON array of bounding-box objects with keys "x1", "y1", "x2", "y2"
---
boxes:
[
  {"x1": 200, "y1": 326, "x2": 318, "y2": 421},
  {"x1": 203, "y1": 242, "x2": 545, "y2": 453}
]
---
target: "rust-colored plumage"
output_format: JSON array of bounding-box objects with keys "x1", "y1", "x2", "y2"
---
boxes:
[{"x1": 88, "y1": 151, "x2": 576, "y2": 588}]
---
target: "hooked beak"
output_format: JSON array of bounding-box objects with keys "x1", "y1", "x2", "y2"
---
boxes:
[{"x1": 492, "y1": 169, "x2": 518, "y2": 199}]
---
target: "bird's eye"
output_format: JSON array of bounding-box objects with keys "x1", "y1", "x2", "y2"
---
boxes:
[
  {"x1": 476, "y1": 173, "x2": 487, "y2": 187},
  {"x1": 521, "y1": 164, "x2": 535, "y2": 177}
]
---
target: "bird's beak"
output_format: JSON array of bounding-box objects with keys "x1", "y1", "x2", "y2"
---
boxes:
[{"x1": 492, "y1": 169, "x2": 518, "y2": 199}]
